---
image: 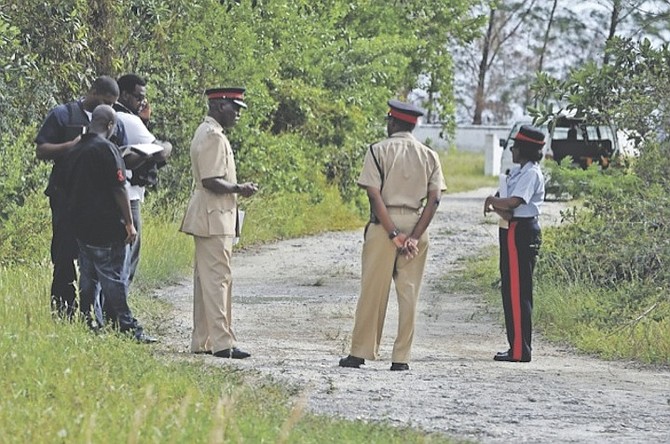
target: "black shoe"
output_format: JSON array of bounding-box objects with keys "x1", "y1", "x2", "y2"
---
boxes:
[
  {"x1": 193, "y1": 350, "x2": 213, "y2": 355},
  {"x1": 213, "y1": 348, "x2": 251, "y2": 359},
  {"x1": 493, "y1": 351, "x2": 530, "y2": 362},
  {"x1": 390, "y1": 362, "x2": 410, "y2": 371},
  {"x1": 135, "y1": 331, "x2": 158, "y2": 344},
  {"x1": 339, "y1": 355, "x2": 365, "y2": 368}
]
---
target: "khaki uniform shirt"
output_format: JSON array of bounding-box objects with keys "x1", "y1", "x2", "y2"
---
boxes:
[
  {"x1": 358, "y1": 132, "x2": 446, "y2": 208},
  {"x1": 180, "y1": 116, "x2": 237, "y2": 237}
]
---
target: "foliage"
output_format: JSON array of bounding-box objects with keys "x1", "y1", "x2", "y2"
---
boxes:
[
  {"x1": 538, "y1": 143, "x2": 670, "y2": 291},
  {"x1": 530, "y1": 37, "x2": 670, "y2": 145},
  {"x1": 0, "y1": 0, "x2": 479, "y2": 261},
  {"x1": 541, "y1": 160, "x2": 634, "y2": 200}
]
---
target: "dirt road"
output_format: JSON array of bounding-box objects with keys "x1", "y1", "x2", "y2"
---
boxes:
[{"x1": 157, "y1": 188, "x2": 670, "y2": 443}]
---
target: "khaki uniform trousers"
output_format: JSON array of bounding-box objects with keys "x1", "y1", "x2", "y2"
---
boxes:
[
  {"x1": 350, "y1": 210, "x2": 429, "y2": 363},
  {"x1": 191, "y1": 235, "x2": 237, "y2": 354}
]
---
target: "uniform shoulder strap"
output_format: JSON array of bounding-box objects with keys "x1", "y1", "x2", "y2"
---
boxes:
[{"x1": 369, "y1": 144, "x2": 383, "y2": 190}]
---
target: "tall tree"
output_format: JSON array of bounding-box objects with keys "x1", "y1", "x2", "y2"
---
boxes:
[
  {"x1": 471, "y1": 0, "x2": 537, "y2": 124},
  {"x1": 537, "y1": 0, "x2": 559, "y2": 73}
]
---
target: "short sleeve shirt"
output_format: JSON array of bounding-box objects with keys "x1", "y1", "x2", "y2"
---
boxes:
[
  {"x1": 507, "y1": 161, "x2": 545, "y2": 217},
  {"x1": 358, "y1": 132, "x2": 446, "y2": 210},
  {"x1": 116, "y1": 109, "x2": 157, "y2": 201},
  {"x1": 63, "y1": 133, "x2": 128, "y2": 245},
  {"x1": 36, "y1": 100, "x2": 128, "y2": 196}
]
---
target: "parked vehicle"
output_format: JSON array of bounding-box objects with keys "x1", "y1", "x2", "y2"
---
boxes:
[{"x1": 545, "y1": 115, "x2": 619, "y2": 169}]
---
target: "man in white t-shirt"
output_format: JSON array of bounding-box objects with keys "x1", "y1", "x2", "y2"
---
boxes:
[{"x1": 114, "y1": 74, "x2": 172, "y2": 285}]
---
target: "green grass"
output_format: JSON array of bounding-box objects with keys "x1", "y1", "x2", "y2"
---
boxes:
[
  {"x1": 440, "y1": 149, "x2": 498, "y2": 194},
  {"x1": 0, "y1": 188, "x2": 459, "y2": 443},
  {"x1": 239, "y1": 187, "x2": 364, "y2": 245},
  {"x1": 0, "y1": 280, "x2": 452, "y2": 443},
  {"x1": 445, "y1": 245, "x2": 670, "y2": 366},
  {"x1": 0, "y1": 163, "x2": 497, "y2": 442}
]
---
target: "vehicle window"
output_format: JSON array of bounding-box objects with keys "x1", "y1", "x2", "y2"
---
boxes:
[
  {"x1": 586, "y1": 126, "x2": 598, "y2": 139},
  {"x1": 599, "y1": 126, "x2": 614, "y2": 139},
  {"x1": 554, "y1": 128, "x2": 569, "y2": 139}
]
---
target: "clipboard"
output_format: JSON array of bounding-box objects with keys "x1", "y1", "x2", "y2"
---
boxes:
[{"x1": 121, "y1": 143, "x2": 165, "y2": 157}]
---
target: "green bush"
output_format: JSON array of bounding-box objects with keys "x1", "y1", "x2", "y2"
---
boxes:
[{"x1": 530, "y1": 140, "x2": 670, "y2": 364}]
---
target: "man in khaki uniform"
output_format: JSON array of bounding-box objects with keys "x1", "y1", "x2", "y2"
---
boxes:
[
  {"x1": 339, "y1": 99, "x2": 446, "y2": 371},
  {"x1": 180, "y1": 87, "x2": 258, "y2": 359}
]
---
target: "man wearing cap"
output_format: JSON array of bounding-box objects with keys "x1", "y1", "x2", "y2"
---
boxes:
[
  {"x1": 339, "y1": 99, "x2": 446, "y2": 371},
  {"x1": 180, "y1": 87, "x2": 258, "y2": 359},
  {"x1": 484, "y1": 125, "x2": 545, "y2": 363}
]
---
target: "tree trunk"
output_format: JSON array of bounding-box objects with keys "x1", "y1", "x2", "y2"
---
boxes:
[
  {"x1": 604, "y1": 0, "x2": 621, "y2": 65},
  {"x1": 473, "y1": 8, "x2": 495, "y2": 125},
  {"x1": 537, "y1": 0, "x2": 558, "y2": 73},
  {"x1": 88, "y1": 0, "x2": 116, "y2": 75}
]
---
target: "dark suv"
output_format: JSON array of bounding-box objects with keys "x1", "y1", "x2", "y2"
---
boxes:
[{"x1": 545, "y1": 116, "x2": 618, "y2": 169}]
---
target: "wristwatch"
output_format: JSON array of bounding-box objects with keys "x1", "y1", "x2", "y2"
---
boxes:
[{"x1": 388, "y1": 229, "x2": 399, "y2": 239}]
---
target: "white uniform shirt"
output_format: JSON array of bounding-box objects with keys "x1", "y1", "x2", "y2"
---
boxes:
[
  {"x1": 116, "y1": 111, "x2": 156, "y2": 202},
  {"x1": 507, "y1": 161, "x2": 544, "y2": 217}
]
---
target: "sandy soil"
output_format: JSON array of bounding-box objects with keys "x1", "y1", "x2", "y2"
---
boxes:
[{"x1": 154, "y1": 188, "x2": 670, "y2": 443}]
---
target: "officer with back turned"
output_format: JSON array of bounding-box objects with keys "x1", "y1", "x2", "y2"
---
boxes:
[{"x1": 339, "y1": 99, "x2": 446, "y2": 371}]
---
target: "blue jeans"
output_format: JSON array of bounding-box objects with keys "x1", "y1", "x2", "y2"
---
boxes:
[{"x1": 77, "y1": 240, "x2": 142, "y2": 334}]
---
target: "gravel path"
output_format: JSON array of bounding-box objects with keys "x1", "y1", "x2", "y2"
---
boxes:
[{"x1": 155, "y1": 188, "x2": 670, "y2": 443}]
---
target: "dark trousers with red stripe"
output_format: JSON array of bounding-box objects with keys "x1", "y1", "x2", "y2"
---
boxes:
[{"x1": 499, "y1": 219, "x2": 541, "y2": 361}]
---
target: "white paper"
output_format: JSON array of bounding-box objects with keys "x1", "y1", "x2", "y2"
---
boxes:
[
  {"x1": 234, "y1": 210, "x2": 245, "y2": 245},
  {"x1": 498, "y1": 174, "x2": 508, "y2": 198}
]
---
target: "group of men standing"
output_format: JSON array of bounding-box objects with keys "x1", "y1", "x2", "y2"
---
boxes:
[
  {"x1": 35, "y1": 76, "x2": 258, "y2": 356},
  {"x1": 36, "y1": 74, "x2": 169, "y2": 342},
  {"x1": 36, "y1": 76, "x2": 541, "y2": 369}
]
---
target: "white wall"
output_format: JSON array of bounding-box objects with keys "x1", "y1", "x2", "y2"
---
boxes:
[
  {"x1": 414, "y1": 124, "x2": 511, "y2": 153},
  {"x1": 415, "y1": 123, "x2": 512, "y2": 176}
]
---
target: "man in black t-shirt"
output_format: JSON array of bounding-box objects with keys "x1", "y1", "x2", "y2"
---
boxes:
[
  {"x1": 35, "y1": 76, "x2": 126, "y2": 319},
  {"x1": 63, "y1": 104, "x2": 155, "y2": 343}
]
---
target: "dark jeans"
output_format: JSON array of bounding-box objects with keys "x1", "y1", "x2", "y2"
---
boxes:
[
  {"x1": 49, "y1": 192, "x2": 79, "y2": 318},
  {"x1": 99, "y1": 199, "x2": 140, "y2": 322},
  {"x1": 77, "y1": 239, "x2": 142, "y2": 334}
]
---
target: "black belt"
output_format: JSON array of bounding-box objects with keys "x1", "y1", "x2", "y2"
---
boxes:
[{"x1": 511, "y1": 216, "x2": 538, "y2": 221}]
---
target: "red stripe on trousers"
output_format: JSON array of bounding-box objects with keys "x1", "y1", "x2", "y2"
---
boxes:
[{"x1": 507, "y1": 222, "x2": 523, "y2": 360}]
